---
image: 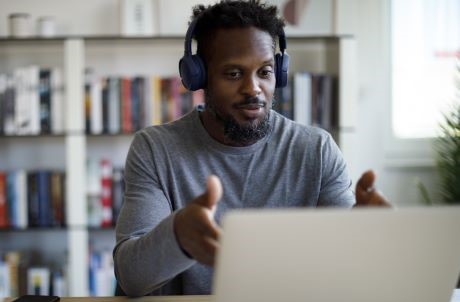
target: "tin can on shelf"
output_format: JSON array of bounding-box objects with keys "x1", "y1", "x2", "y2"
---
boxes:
[{"x1": 9, "y1": 13, "x2": 32, "y2": 37}]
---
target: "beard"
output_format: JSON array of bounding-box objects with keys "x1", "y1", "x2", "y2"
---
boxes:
[{"x1": 205, "y1": 94, "x2": 272, "y2": 145}]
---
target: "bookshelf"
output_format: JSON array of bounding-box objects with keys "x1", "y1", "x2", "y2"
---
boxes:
[{"x1": 0, "y1": 35, "x2": 356, "y2": 296}]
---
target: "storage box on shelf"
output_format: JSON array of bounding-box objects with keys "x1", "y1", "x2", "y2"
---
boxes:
[{"x1": 0, "y1": 34, "x2": 356, "y2": 297}]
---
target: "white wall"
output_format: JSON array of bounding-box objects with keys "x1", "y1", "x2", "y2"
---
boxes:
[
  {"x1": 0, "y1": 0, "x2": 438, "y2": 206},
  {"x1": 336, "y1": 0, "x2": 439, "y2": 206}
]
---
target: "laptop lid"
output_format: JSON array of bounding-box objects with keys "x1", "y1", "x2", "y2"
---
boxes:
[{"x1": 213, "y1": 207, "x2": 460, "y2": 302}]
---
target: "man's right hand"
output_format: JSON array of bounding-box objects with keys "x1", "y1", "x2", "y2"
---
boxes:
[{"x1": 174, "y1": 175, "x2": 223, "y2": 266}]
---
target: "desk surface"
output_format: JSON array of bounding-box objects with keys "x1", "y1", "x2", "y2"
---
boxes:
[
  {"x1": 4, "y1": 290, "x2": 460, "y2": 302},
  {"x1": 4, "y1": 296, "x2": 212, "y2": 302}
]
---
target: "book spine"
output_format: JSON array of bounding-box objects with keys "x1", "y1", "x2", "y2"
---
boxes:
[
  {"x1": 4, "y1": 75, "x2": 16, "y2": 135},
  {"x1": 0, "y1": 171, "x2": 8, "y2": 228},
  {"x1": 28, "y1": 66, "x2": 41, "y2": 135},
  {"x1": 151, "y1": 76, "x2": 161, "y2": 126},
  {"x1": 108, "y1": 77, "x2": 121, "y2": 134},
  {"x1": 130, "y1": 77, "x2": 140, "y2": 131},
  {"x1": 37, "y1": 171, "x2": 51, "y2": 227},
  {"x1": 6, "y1": 171, "x2": 17, "y2": 228},
  {"x1": 111, "y1": 168, "x2": 124, "y2": 225},
  {"x1": 27, "y1": 172, "x2": 39, "y2": 227},
  {"x1": 101, "y1": 78, "x2": 109, "y2": 134},
  {"x1": 51, "y1": 68, "x2": 64, "y2": 134},
  {"x1": 16, "y1": 170, "x2": 28, "y2": 229},
  {"x1": 50, "y1": 171, "x2": 65, "y2": 227},
  {"x1": 5, "y1": 251, "x2": 21, "y2": 297},
  {"x1": 100, "y1": 159, "x2": 113, "y2": 227},
  {"x1": 121, "y1": 78, "x2": 132, "y2": 133},
  {"x1": 0, "y1": 74, "x2": 6, "y2": 135},
  {"x1": 90, "y1": 79, "x2": 103, "y2": 135},
  {"x1": 39, "y1": 69, "x2": 52, "y2": 134},
  {"x1": 14, "y1": 68, "x2": 29, "y2": 135}
]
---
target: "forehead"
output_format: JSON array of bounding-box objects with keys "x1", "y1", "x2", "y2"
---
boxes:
[{"x1": 206, "y1": 27, "x2": 275, "y2": 66}]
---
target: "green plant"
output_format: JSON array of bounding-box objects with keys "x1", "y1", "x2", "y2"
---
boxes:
[{"x1": 436, "y1": 101, "x2": 460, "y2": 204}]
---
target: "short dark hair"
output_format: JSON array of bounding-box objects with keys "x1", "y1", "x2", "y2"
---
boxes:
[{"x1": 190, "y1": 0, "x2": 285, "y2": 62}]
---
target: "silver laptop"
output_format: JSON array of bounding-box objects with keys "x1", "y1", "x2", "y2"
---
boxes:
[{"x1": 212, "y1": 207, "x2": 460, "y2": 302}]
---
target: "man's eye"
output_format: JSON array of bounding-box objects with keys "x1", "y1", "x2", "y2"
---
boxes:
[
  {"x1": 260, "y1": 69, "x2": 274, "y2": 78},
  {"x1": 225, "y1": 71, "x2": 242, "y2": 79}
]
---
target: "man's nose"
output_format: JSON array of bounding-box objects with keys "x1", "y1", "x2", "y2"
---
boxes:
[{"x1": 240, "y1": 74, "x2": 262, "y2": 97}]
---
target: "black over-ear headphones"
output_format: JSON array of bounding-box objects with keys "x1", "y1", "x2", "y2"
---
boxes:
[{"x1": 179, "y1": 19, "x2": 290, "y2": 91}]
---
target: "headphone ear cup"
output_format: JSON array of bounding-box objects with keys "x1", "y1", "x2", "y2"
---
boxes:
[
  {"x1": 179, "y1": 54, "x2": 207, "y2": 91},
  {"x1": 275, "y1": 52, "x2": 289, "y2": 88}
]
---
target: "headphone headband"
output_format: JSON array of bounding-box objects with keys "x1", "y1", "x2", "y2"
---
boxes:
[{"x1": 183, "y1": 19, "x2": 197, "y2": 56}]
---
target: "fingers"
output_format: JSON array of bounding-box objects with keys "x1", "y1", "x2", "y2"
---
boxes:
[
  {"x1": 356, "y1": 170, "x2": 376, "y2": 192},
  {"x1": 184, "y1": 230, "x2": 221, "y2": 266},
  {"x1": 194, "y1": 175, "x2": 223, "y2": 211},
  {"x1": 355, "y1": 170, "x2": 392, "y2": 207},
  {"x1": 207, "y1": 175, "x2": 223, "y2": 210}
]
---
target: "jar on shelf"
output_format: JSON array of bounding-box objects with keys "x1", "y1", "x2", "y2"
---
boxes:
[{"x1": 8, "y1": 13, "x2": 32, "y2": 37}]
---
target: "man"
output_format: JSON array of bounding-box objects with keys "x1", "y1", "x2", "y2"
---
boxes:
[{"x1": 114, "y1": 0, "x2": 390, "y2": 297}]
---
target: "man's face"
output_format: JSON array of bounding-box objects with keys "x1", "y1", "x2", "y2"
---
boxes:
[{"x1": 204, "y1": 27, "x2": 276, "y2": 144}]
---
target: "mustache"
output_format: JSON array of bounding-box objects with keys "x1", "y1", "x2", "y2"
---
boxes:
[{"x1": 235, "y1": 97, "x2": 266, "y2": 107}]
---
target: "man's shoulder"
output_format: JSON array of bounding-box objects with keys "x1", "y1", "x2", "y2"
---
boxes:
[
  {"x1": 271, "y1": 111, "x2": 332, "y2": 143},
  {"x1": 131, "y1": 110, "x2": 197, "y2": 148}
]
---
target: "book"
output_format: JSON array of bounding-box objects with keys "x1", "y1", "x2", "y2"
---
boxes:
[
  {"x1": 15, "y1": 170, "x2": 28, "y2": 229},
  {"x1": 90, "y1": 79, "x2": 103, "y2": 135},
  {"x1": 6, "y1": 171, "x2": 17, "y2": 227},
  {"x1": 28, "y1": 66, "x2": 41, "y2": 135},
  {"x1": 100, "y1": 159, "x2": 113, "y2": 227},
  {"x1": 87, "y1": 158, "x2": 102, "y2": 227},
  {"x1": 50, "y1": 68, "x2": 64, "y2": 134},
  {"x1": 274, "y1": 83, "x2": 293, "y2": 120},
  {"x1": 27, "y1": 267, "x2": 50, "y2": 295},
  {"x1": 14, "y1": 67, "x2": 30, "y2": 135},
  {"x1": 50, "y1": 171, "x2": 65, "y2": 227},
  {"x1": 0, "y1": 260, "x2": 10, "y2": 297},
  {"x1": 0, "y1": 74, "x2": 6, "y2": 135},
  {"x1": 111, "y1": 168, "x2": 124, "y2": 225},
  {"x1": 108, "y1": 77, "x2": 121, "y2": 134},
  {"x1": 4, "y1": 75, "x2": 16, "y2": 135},
  {"x1": 131, "y1": 77, "x2": 141, "y2": 131},
  {"x1": 37, "y1": 171, "x2": 51, "y2": 227},
  {"x1": 293, "y1": 72, "x2": 312, "y2": 126},
  {"x1": 89, "y1": 249, "x2": 115, "y2": 296},
  {"x1": 0, "y1": 171, "x2": 7, "y2": 228},
  {"x1": 121, "y1": 77, "x2": 132, "y2": 133},
  {"x1": 101, "y1": 78, "x2": 109, "y2": 133},
  {"x1": 150, "y1": 76, "x2": 162, "y2": 126},
  {"x1": 27, "y1": 172, "x2": 40, "y2": 227},
  {"x1": 5, "y1": 251, "x2": 21, "y2": 297},
  {"x1": 39, "y1": 69, "x2": 52, "y2": 134}
]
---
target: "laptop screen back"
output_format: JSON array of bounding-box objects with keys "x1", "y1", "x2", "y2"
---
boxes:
[{"x1": 213, "y1": 207, "x2": 460, "y2": 302}]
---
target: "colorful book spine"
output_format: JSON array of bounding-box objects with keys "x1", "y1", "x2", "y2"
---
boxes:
[
  {"x1": 121, "y1": 78, "x2": 132, "y2": 133},
  {"x1": 0, "y1": 171, "x2": 8, "y2": 228},
  {"x1": 100, "y1": 159, "x2": 113, "y2": 227}
]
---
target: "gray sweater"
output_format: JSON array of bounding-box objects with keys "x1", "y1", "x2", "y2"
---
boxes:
[{"x1": 114, "y1": 107, "x2": 354, "y2": 296}]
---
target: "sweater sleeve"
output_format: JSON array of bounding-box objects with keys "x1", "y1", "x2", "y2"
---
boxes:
[
  {"x1": 113, "y1": 131, "x2": 195, "y2": 297},
  {"x1": 317, "y1": 133, "x2": 355, "y2": 207}
]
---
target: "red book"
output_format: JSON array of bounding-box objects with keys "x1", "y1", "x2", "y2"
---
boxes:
[
  {"x1": 121, "y1": 77, "x2": 133, "y2": 133},
  {"x1": 0, "y1": 171, "x2": 8, "y2": 228},
  {"x1": 100, "y1": 159, "x2": 113, "y2": 227}
]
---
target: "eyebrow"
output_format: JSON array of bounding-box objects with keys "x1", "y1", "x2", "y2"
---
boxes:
[{"x1": 221, "y1": 59, "x2": 275, "y2": 69}]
